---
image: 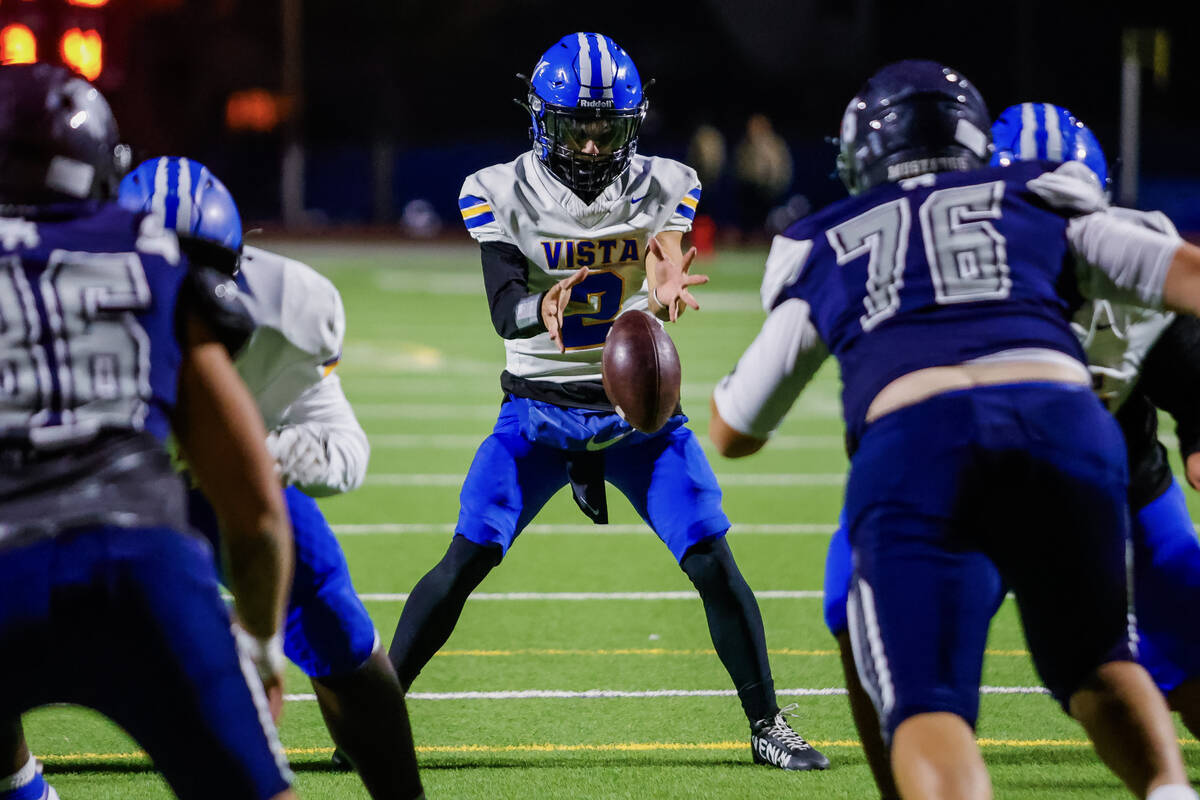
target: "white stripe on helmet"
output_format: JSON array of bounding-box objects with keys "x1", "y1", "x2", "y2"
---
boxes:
[
  {"x1": 151, "y1": 157, "x2": 169, "y2": 221},
  {"x1": 595, "y1": 35, "x2": 616, "y2": 99},
  {"x1": 1019, "y1": 102, "x2": 1038, "y2": 161},
  {"x1": 174, "y1": 157, "x2": 192, "y2": 233},
  {"x1": 576, "y1": 32, "x2": 592, "y2": 97},
  {"x1": 1043, "y1": 103, "x2": 1063, "y2": 161}
]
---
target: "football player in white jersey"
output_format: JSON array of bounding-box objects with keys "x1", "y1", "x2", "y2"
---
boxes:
[
  {"x1": 117, "y1": 158, "x2": 422, "y2": 798},
  {"x1": 385, "y1": 32, "x2": 828, "y2": 771}
]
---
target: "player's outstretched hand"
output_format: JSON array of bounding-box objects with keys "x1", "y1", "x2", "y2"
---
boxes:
[
  {"x1": 649, "y1": 236, "x2": 708, "y2": 322},
  {"x1": 543, "y1": 266, "x2": 589, "y2": 352}
]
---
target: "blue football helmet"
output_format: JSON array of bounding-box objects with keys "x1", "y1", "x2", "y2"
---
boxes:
[
  {"x1": 837, "y1": 59, "x2": 991, "y2": 195},
  {"x1": 0, "y1": 63, "x2": 131, "y2": 205},
  {"x1": 990, "y1": 103, "x2": 1108, "y2": 188},
  {"x1": 119, "y1": 157, "x2": 243, "y2": 273},
  {"x1": 521, "y1": 33, "x2": 648, "y2": 202}
]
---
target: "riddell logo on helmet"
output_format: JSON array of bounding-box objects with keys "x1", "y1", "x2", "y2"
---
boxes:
[{"x1": 578, "y1": 98, "x2": 615, "y2": 108}]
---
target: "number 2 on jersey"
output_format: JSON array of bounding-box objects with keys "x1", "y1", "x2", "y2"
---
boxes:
[
  {"x1": 827, "y1": 181, "x2": 1010, "y2": 331},
  {"x1": 560, "y1": 270, "x2": 626, "y2": 349}
]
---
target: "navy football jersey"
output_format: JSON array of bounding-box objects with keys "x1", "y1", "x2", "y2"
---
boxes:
[
  {"x1": 772, "y1": 162, "x2": 1088, "y2": 441},
  {"x1": 0, "y1": 202, "x2": 188, "y2": 445},
  {"x1": 0, "y1": 202, "x2": 204, "y2": 545}
]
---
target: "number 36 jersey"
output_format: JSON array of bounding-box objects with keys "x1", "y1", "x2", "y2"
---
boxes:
[
  {"x1": 0, "y1": 203, "x2": 193, "y2": 447},
  {"x1": 0, "y1": 202, "x2": 252, "y2": 546},
  {"x1": 459, "y1": 151, "x2": 700, "y2": 385}
]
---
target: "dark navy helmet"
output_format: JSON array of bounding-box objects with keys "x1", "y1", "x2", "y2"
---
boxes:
[
  {"x1": 837, "y1": 60, "x2": 991, "y2": 195},
  {"x1": 119, "y1": 157, "x2": 243, "y2": 273},
  {"x1": 991, "y1": 103, "x2": 1108, "y2": 188},
  {"x1": 0, "y1": 63, "x2": 131, "y2": 206},
  {"x1": 522, "y1": 33, "x2": 648, "y2": 202}
]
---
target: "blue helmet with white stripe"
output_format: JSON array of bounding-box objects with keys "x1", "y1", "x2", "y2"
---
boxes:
[
  {"x1": 990, "y1": 103, "x2": 1108, "y2": 188},
  {"x1": 118, "y1": 157, "x2": 243, "y2": 273},
  {"x1": 837, "y1": 60, "x2": 991, "y2": 195},
  {"x1": 521, "y1": 33, "x2": 648, "y2": 202}
]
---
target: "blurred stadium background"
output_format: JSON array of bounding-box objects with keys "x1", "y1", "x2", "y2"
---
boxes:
[
  {"x1": 5, "y1": 2, "x2": 1199, "y2": 798},
  {"x1": 0, "y1": 0, "x2": 1192, "y2": 236}
]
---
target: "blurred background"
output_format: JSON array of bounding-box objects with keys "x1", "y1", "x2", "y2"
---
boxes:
[{"x1": 1, "y1": 0, "x2": 1192, "y2": 238}]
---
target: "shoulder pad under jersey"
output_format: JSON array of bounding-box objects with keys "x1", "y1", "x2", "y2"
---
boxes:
[{"x1": 239, "y1": 245, "x2": 345, "y2": 365}]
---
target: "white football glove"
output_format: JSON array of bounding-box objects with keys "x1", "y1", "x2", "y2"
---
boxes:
[
  {"x1": 232, "y1": 622, "x2": 286, "y2": 685},
  {"x1": 265, "y1": 426, "x2": 329, "y2": 489}
]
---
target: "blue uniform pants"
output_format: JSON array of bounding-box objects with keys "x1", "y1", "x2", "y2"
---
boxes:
[
  {"x1": 0, "y1": 526, "x2": 292, "y2": 800},
  {"x1": 189, "y1": 486, "x2": 378, "y2": 678},
  {"x1": 842, "y1": 384, "x2": 1135, "y2": 741},
  {"x1": 456, "y1": 398, "x2": 730, "y2": 562}
]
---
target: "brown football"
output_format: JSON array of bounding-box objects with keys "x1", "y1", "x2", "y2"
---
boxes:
[{"x1": 602, "y1": 311, "x2": 681, "y2": 433}]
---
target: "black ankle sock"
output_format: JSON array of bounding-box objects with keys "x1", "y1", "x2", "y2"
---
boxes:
[
  {"x1": 680, "y1": 537, "x2": 778, "y2": 723},
  {"x1": 388, "y1": 535, "x2": 501, "y2": 689}
]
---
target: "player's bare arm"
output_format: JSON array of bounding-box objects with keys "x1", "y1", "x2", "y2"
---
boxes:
[
  {"x1": 174, "y1": 311, "x2": 293, "y2": 706},
  {"x1": 709, "y1": 396, "x2": 768, "y2": 458},
  {"x1": 646, "y1": 231, "x2": 708, "y2": 322},
  {"x1": 1161, "y1": 242, "x2": 1200, "y2": 315}
]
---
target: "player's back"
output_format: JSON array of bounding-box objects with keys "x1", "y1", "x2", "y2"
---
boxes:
[
  {"x1": 772, "y1": 161, "x2": 1089, "y2": 442},
  {"x1": 0, "y1": 201, "x2": 191, "y2": 545},
  {"x1": 235, "y1": 244, "x2": 344, "y2": 428}
]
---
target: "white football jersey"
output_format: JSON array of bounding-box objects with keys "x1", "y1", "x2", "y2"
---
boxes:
[
  {"x1": 237, "y1": 245, "x2": 344, "y2": 429},
  {"x1": 459, "y1": 151, "x2": 701, "y2": 382},
  {"x1": 234, "y1": 246, "x2": 369, "y2": 494},
  {"x1": 1072, "y1": 207, "x2": 1180, "y2": 411}
]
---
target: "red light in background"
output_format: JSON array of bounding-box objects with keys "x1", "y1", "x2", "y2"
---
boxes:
[
  {"x1": 59, "y1": 27, "x2": 102, "y2": 81},
  {"x1": 0, "y1": 24, "x2": 37, "y2": 65},
  {"x1": 226, "y1": 89, "x2": 289, "y2": 133},
  {"x1": 67, "y1": 0, "x2": 111, "y2": 6}
]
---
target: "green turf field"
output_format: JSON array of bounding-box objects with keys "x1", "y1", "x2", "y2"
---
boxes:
[{"x1": 24, "y1": 242, "x2": 1200, "y2": 798}]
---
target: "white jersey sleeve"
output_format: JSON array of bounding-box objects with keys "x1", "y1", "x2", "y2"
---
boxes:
[
  {"x1": 658, "y1": 166, "x2": 702, "y2": 234},
  {"x1": 713, "y1": 298, "x2": 828, "y2": 439},
  {"x1": 267, "y1": 372, "x2": 369, "y2": 495},
  {"x1": 1070, "y1": 207, "x2": 1181, "y2": 411},
  {"x1": 459, "y1": 171, "x2": 518, "y2": 245},
  {"x1": 1024, "y1": 162, "x2": 1181, "y2": 309},
  {"x1": 235, "y1": 246, "x2": 369, "y2": 494}
]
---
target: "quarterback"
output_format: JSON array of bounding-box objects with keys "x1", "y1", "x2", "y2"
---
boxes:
[{"x1": 387, "y1": 32, "x2": 828, "y2": 771}]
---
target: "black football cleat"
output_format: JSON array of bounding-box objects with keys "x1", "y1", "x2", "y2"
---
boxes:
[
  {"x1": 330, "y1": 748, "x2": 353, "y2": 771},
  {"x1": 750, "y1": 704, "x2": 830, "y2": 771}
]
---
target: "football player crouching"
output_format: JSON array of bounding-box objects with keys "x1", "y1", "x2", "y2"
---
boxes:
[{"x1": 386, "y1": 32, "x2": 829, "y2": 772}]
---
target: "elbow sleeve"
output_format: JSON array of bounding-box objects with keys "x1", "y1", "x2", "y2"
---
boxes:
[{"x1": 481, "y1": 241, "x2": 547, "y2": 338}]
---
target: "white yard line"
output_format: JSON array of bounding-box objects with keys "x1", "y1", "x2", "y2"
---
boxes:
[
  {"x1": 281, "y1": 685, "x2": 1048, "y2": 702},
  {"x1": 361, "y1": 473, "x2": 846, "y2": 487},
  {"x1": 367, "y1": 433, "x2": 846, "y2": 450},
  {"x1": 357, "y1": 590, "x2": 825, "y2": 602},
  {"x1": 333, "y1": 522, "x2": 837, "y2": 535}
]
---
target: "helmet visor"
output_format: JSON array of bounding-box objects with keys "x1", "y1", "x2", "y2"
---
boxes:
[{"x1": 542, "y1": 106, "x2": 641, "y2": 155}]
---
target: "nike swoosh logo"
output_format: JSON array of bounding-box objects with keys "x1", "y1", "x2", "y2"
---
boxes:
[
  {"x1": 585, "y1": 430, "x2": 634, "y2": 451},
  {"x1": 630, "y1": 195, "x2": 647, "y2": 204}
]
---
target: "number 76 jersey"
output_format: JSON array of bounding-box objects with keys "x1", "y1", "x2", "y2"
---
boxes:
[
  {"x1": 769, "y1": 161, "x2": 1092, "y2": 443},
  {"x1": 459, "y1": 151, "x2": 700, "y2": 382}
]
